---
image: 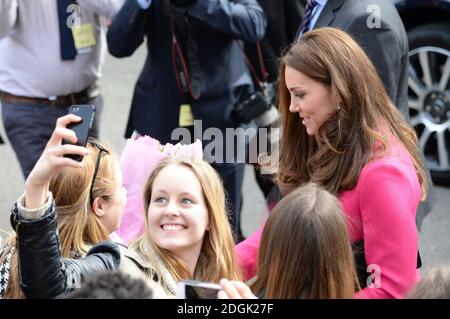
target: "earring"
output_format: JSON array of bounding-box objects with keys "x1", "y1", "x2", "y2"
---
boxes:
[{"x1": 336, "y1": 104, "x2": 341, "y2": 111}]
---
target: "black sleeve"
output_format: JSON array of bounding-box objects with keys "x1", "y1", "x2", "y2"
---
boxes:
[
  {"x1": 188, "y1": 0, "x2": 267, "y2": 43},
  {"x1": 10, "y1": 202, "x2": 120, "y2": 299},
  {"x1": 107, "y1": 0, "x2": 150, "y2": 57}
]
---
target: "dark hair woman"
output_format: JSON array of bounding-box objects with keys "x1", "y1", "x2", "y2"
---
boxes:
[{"x1": 235, "y1": 27, "x2": 427, "y2": 299}]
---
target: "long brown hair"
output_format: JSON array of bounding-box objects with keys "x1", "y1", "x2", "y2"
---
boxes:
[
  {"x1": 1, "y1": 140, "x2": 117, "y2": 298},
  {"x1": 276, "y1": 27, "x2": 427, "y2": 198},
  {"x1": 131, "y1": 156, "x2": 241, "y2": 289},
  {"x1": 252, "y1": 183, "x2": 359, "y2": 298}
]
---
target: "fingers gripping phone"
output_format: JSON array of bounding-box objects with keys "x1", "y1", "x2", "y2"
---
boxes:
[
  {"x1": 63, "y1": 105, "x2": 96, "y2": 161},
  {"x1": 176, "y1": 280, "x2": 222, "y2": 299}
]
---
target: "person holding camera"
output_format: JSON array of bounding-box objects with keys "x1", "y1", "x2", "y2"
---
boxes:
[
  {"x1": 0, "y1": 0, "x2": 124, "y2": 178},
  {"x1": 107, "y1": 0, "x2": 267, "y2": 242},
  {"x1": 243, "y1": 0, "x2": 305, "y2": 199}
]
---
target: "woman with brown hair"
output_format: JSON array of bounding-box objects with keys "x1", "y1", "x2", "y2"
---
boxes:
[
  {"x1": 235, "y1": 27, "x2": 427, "y2": 299},
  {"x1": 0, "y1": 134, "x2": 126, "y2": 298},
  {"x1": 221, "y1": 183, "x2": 359, "y2": 299}
]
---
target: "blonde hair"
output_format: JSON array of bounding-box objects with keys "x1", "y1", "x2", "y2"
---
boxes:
[
  {"x1": 131, "y1": 156, "x2": 241, "y2": 288},
  {"x1": 276, "y1": 27, "x2": 427, "y2": 199},
  {"x1": 407, "y1": 265, "x2": 450, "y2": 299},
  {"x1": 1, "y1": 139, "x2": 118, "y2": 298},
  {"x1": 252, "y1": 183, "x2": 359, "y2": 298}
]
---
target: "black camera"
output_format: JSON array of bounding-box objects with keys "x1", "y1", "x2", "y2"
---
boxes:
[
  {"x1": 170, "y1": 0, "x2": 197, "y2": 9},
  {"x1": 234, "y1": 91, "x2": 271, "y2": 124},
  {"x1": 234, "y1": 83, "x2": 279, "y2": 127}
]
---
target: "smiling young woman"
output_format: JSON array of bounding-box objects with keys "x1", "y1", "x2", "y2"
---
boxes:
[{"x1": 124, "y1": 156, "x2": 242, "y2": 297}]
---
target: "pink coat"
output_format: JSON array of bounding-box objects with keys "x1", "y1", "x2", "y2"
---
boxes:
[{"x1": 235, "y1": 139, "x2": 421, "y2": 299}]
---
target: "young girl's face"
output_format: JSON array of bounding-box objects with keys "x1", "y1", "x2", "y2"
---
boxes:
[{"x1": 147, "y1": 164, "x2": 209, "y2": 260}]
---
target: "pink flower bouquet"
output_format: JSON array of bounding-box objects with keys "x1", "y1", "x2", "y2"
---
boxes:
[{"x1": 116, "y1": 133, "x2": 203, "y2": 244}]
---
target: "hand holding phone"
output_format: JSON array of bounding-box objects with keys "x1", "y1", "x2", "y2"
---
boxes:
[
  {"x1": 63, "y1": 105, "x2": 96, "y2": 161},
  {"x1": 25, "y1": 114, "x2": 91, "y2": 209}
]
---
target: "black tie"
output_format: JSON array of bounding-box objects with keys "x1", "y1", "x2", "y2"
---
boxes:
[
  {"x1": 57, "y1": 0, "x2": 77, "y2": 60},
  {"x1": 296, "y1": 0, "x2": 318, "y2": 40}
]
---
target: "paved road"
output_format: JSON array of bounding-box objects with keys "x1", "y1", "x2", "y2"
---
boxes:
[{"x1": 1, "y1": 47, "x2": 449, "y2": 276}]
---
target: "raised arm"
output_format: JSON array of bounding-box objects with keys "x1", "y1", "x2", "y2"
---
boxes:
[
  {"x1": 77, "y1": 0, "x2": 125, "y2": 20},
  {"x1": 188, "y1": 0, "x2": 267, "y2": 43},
  {"x1": 107, "y1": 0, "x2": 150, "y2": 57},
  {"x1": 0, "y1": 0, "x2": 18, "y2": 39},
  {"x1": 11, "y1": 114, "x2": 121, "y2": 298}
]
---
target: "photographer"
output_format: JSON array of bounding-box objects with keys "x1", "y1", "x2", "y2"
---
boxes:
[
  {"x1": 0, "y1": 0, "x2": 124, "y2": 178},
  {"x1": 244, "y1": 0, "x2": 305, "y2": 199},
  {"x1": 107, "y1": 0, "x2": 266, "y2": 242}
]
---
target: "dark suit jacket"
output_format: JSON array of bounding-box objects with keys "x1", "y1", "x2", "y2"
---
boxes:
[
  {"x1": 245, "y1": 0, "x2": 305, "y2": 83},
  {"x1": 313, "y1": 0, "x2": 409, "y2": 115},
  {"x1": 107, "y1": 0, "x2": 266, "y2": 143}
]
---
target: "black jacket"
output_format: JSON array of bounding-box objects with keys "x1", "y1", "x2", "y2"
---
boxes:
[
  {"x1": 245, "y1": 0, "x2": 304, "y2": 83},
  {"x1": 10, "y1": 201, "x2": 121, "y2": 299},
  {"x1": 107, "y1": 0, "x2": 267, "y2": 142}
]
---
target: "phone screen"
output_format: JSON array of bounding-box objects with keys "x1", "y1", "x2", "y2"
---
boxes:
[
  {"x1": 185, "y1": 285, "x2": 221, "y2": 299},
  {"x1": 177, "y1": 280, "x2": 222, "y2": 299}
]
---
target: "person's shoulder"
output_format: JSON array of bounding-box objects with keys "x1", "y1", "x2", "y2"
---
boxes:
[
  {"x1": 121, "y1": 240, "x2": 159, "y2": 274},
  {"x1": 358, "y1": 143, "x2": 418, "y2": 191},
  {"x1": 121, "y1": 242, "x2": 177, "y2": 298},
  {"x1": 361, "y1": 156, "x2": 406, "y2": 178},
  {"x1": 119, "y1": 245, "x2": 154, "y2": 284},
  {"x1": 122, "y1": 243, "x2": 149, "y2": 269}
]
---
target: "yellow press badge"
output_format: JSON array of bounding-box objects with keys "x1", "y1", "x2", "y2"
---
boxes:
[
  {"x1": 179, "y1": 104, "x2": 194, "y2": 127},
  {"x1": 72, "y1": 23, "x2": 96, "y2": 51}
]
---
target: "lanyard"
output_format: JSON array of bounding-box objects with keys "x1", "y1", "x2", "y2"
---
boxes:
[{"x1": 164, "y1": 2, "x2": 202, "y2": 101}]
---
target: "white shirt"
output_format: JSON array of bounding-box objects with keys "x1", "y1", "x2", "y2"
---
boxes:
[{"x1": 0, "y1": 0, "x2": 124, "y2": 98}]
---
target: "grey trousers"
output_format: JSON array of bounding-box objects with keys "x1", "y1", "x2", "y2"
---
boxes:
[{"x1": 1, "y1": 95, "x2": 103, "y2": 179}]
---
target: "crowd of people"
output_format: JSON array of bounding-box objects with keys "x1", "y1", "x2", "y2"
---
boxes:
[{"x1": 0, "y1": 0, "x2": 448, "y2": 299}]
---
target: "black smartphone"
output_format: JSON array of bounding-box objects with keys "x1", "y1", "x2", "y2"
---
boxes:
[
  {"x1": 176, "y1": 280, "x2": 222, "y2": 299},
  {"x1": 63, "y1": 104, "x2": 96, "y2": 162}
]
